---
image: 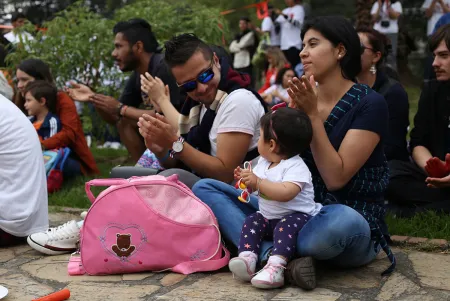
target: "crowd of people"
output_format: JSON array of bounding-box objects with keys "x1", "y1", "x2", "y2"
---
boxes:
[{"x1": 1, "y1": 0, "x2": 450, "y2": 291}]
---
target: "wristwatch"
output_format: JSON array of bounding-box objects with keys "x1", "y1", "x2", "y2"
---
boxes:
[{"x1": 170, "y1": 137, "x2": 185, "y2": 158}]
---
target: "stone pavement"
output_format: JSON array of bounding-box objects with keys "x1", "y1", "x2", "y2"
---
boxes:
[{"x1": 1, "y1": 211, "x2": 449, "y2": 301}]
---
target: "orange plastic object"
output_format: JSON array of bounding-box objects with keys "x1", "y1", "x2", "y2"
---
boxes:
[{"x1": 32, "y1": 289, "x2": 70, "y2": 301}]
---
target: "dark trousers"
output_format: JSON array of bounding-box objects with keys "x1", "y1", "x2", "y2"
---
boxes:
[
  {"x1": 0, "y1": 229, "x2": 26, "y2": 247},
  {"x1": 385, "y1": 160, "x2": 450, "y2": 214},
  {"x1": 238, "y1": 212, "x2": 311, "y2": 260},
  {"x1": 283, "y1": 47, "x2": 301, "y2": 69}
]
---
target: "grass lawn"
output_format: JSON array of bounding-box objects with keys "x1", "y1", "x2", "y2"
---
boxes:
[{"x1": 50, "y1": 86, "x2": 450, "y2": 241}]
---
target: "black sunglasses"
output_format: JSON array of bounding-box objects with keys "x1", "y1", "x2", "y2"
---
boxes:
[{"x1": 177, "y1": 61, "x2": 215, "y2": 92}]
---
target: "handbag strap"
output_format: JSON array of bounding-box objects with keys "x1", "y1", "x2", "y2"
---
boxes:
[
  {"x1": 85, "y1": 178, "x2": 130, "y2": 203},
  {"x1": 171, "y1": 245, "x2": 230, "y2": 275}
]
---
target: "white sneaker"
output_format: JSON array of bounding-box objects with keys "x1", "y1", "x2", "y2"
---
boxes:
[
  {"x1": 27, "y1": 220, "x2": 80, "y2": 255},
  {"x1": 251, "y1": 261, "x2": 285, "y2": 289},
  {"x1": 228, "y1": 253, "x2": 257, "y2": 282},
  {"x1": 80, "y1": 211, "x2": 87, "y2": 220}
]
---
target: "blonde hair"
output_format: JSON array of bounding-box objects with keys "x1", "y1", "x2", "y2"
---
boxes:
[{"x1": 266, "y1": 47, "x2": 289, "y2": 70}]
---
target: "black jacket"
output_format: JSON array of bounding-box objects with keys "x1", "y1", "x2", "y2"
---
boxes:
[
  {"x1": 372, "y1": 71, "x2": 410, "y2": 161},
  {"x1": 410, "y1": 79, "x2": 450, "y2": 160}
]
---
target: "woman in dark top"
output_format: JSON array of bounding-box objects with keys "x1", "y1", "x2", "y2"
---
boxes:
[
  {"x1": 356, "y1": 28, "x2": 410, "y2": 162},
  {"x1": 193, "y1": 16, "x2": 395, "y2": 289}
]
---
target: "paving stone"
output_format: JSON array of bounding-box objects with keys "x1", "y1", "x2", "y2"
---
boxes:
[
  {"x1": 9, "y1": 244, "x2": 33, "y2": 256},
  {"x1": 390, "y1": 236, "x2": 409, "y2": 243},
  {"x1": 160, "y1": 273, "x2": 187, "y2": 287},
  {"x1": 375, "y1": 273, "x2": 424, "y2": 301},
  {"x1": 155, "y1": 273, "x2": 273, "y2": 300},
  {"x1": 0, "y1": 273, "x2": 54, "y2": 300},
  {"x1": 122, "y1": 272, "x2": 154, "y2": 281},
  {"x1": 394, "y1": 295, "x2": 436, "y2": 301},
  {"x1": 0, "y1": 248, "x2": 14, "y2": 263},
  {"x1": 67, "y1": 282, "x2": 160, "y2": 300},
  {"x1": 21, "y1": 256, "x2": 122, "y2": 283},
  {"x1": 428, "y1": 239, "x2": 448, "y2": 247},
  {"x1": 407, "y1": 237, "x2": 428, "y2": 244},
  {"x1": 271, "y1": 287, "x2": 341, "y2": 301},
  {"x1": 318, "y1": 267, "x2": 380, "y2": 289},
  {"x1": 409, "y1": 251, "x2": 450, "y2": 291}
]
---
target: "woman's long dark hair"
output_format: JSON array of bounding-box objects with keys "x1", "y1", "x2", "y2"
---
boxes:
[{"x1": 14, "y1": 58, "x2": 54, "y2": 112}]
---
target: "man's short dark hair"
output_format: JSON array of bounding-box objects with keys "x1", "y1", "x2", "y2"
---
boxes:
[
  {"x1": 11, "y1": 12, "x2": 26, "y2": 23},
  {"x1": 24, "y1": 80, "x2": 58, "y2": 114},
  {"x1": 164, "y1": 33, "x2": 213, "y2": 68},
  {"x1": 429, "y1": 24, "x2": 450, "y2": 52},
  {"x1": 260, "y1": 108, "x2": 313, "y2": 158},
  {"x1": 113, "y1": 19, "x2": 159, "y2": 53},
  {"x1": 240, "y1": 17, "x2": 250, "y2": 23}
]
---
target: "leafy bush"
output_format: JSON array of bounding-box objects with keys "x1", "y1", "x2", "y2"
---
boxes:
[{"x1": 6, "y1": 0, "x2": 228, "y2": 96}]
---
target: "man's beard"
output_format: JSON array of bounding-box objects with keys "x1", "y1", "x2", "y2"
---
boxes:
[{"x1": 120, "y1": 51, "x2": 140, "y2": 72}]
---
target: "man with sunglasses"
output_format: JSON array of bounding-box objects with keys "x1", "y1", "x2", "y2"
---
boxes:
[
  {"x1": 66, "y1": 19, "x2": 184, "y2": 163},
  {"x1": 138, "y1": 33, "x2": 267, "y2": 187}
]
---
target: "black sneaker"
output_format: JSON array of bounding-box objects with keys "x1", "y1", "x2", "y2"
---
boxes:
[{"x1": 285, "y1": 256, "x2": 316, "y2": 290}]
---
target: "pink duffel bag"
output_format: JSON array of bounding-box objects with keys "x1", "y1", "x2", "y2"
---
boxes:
[{"x1": 68, "y1": 174, "x2": 229, "y2": 276}]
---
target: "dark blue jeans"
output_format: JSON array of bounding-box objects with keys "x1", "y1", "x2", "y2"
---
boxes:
[
  {"x1": 63, "y1": 157, "x2": 82, "y2": 179},
  {"x1": 192, "y1": 179, "x2": 378, "y2": 267}
]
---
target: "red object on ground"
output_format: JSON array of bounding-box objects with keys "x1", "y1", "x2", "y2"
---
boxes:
[{"x1": 32, "y1": 289, "x2": 70, "y2": 301}]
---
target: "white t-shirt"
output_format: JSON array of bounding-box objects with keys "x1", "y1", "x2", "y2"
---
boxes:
[
  {"x1": 4, "y1": 31, "x2": 34, "y2": 44},
  {"x1": 276, "y1": 5, "x2": 305, "y2": 50},
  {"x1": 0, "y1": 96, "x2": 48, "y2": 236},
  {"x1": 371, "y1": 1, "x2": 403, "y2": 34},
  {"x1": 422, "y1": 0, "x2": 450, "y2": 35},
  {"x1": 253, "y1": 156, "x2": 322, "y2": 220},
  {"x1": 261, "y1": 17, "x2": 281, "y2": 46},
  {"x1": 263, "y1": 84, "x2": 290, "y2": 105},
  {"x1": 200, "y1": 89, "x2": 265, "y2": 157}
]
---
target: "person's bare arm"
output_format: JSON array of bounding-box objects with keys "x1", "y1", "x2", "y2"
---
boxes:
[
  {"x1": 412, "y1": 146, "x2": 433, "y2": 172},
  {"x1": 177, "y1": 132, "x2": 253, "y2": 183},
  {"x1": 121, "y1": 106, "x2": 156, "y2": 121},
  {"x1": 425, "y1": 0, "x2": 439, "y2": 18},
  {"x1": 388, "y1": 6, "x2": 402, "y2": 19},
  {"x1": 372, "y1": 2, "x2": 383, "y2": 22},
  {"x1": 309, "y1": 116, "x2": 381, "y2": 191}
]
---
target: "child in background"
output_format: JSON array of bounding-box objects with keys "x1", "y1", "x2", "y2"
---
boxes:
[
  {"x1": 23, "y1": 80, "x2": 61, "y2": 142},
  {"x1": 229, "y1": 107, "x2": 322, "y2": 289},
  {"x1": 260, "y1": 67, "x2": 294, "y2": 107}
]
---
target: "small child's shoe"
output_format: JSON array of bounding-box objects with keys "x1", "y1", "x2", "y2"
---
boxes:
[
  {"x1": 251, "y1": 261, "x2": 285, "y2": 289},
  {"x1": 228, "y1": 253, "x2": 257, "y2": 282}
]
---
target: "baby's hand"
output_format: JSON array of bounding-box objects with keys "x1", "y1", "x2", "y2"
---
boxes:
[
  {"x1": 241, "y1": 170, "x2": 258, "y2": 190},
  {"x1": 234, "y1": 166, "x2": 242, "y2": 180}
]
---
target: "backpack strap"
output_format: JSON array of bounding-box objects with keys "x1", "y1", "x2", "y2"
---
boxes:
[{"x1": 170, "y1": 245, "x2": 230, "y2": 275}]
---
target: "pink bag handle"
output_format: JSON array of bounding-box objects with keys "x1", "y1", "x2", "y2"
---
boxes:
[
  {"x1": 171, "y1": 245, "x2": 230, "y2": 274},
  {"x1": 85, "y1": 178, "x2": 129, "y2": 203}
]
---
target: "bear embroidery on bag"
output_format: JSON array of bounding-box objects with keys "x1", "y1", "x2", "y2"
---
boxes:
[{"x1": 111, "y1": 233, "x2": 136, "y2": 257}]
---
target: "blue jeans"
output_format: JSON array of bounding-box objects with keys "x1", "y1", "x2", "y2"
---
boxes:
[{"x1": 192, "y1": 179, "x2": 378, "y2": 267}]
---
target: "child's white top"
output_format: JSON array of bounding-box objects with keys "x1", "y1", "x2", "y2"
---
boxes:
[{"x1": 252, "y1": 156, "x2": 322, "y2": 220}]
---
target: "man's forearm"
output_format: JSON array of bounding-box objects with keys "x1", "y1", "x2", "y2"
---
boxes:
[
  {"x1": 412, "y1": 146, "x2": 433, "y2": 172},
  {"x1": 177, "y1": 143, "x2": 234, "y2": 183},
  {"x1": 123, "y1": 107, "x2": 155, "y2": 121},
  {"x1": 96, "y1": 107, "x2": 118, "y2": 125}
]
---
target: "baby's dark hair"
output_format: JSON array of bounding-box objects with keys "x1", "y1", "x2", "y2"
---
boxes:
[
  {"x1": 23, "y1": 80, "x2": 58, "y2": 113},
  {"x1": 260, "y1": 107, "x2": 312, "y2": 158}
]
